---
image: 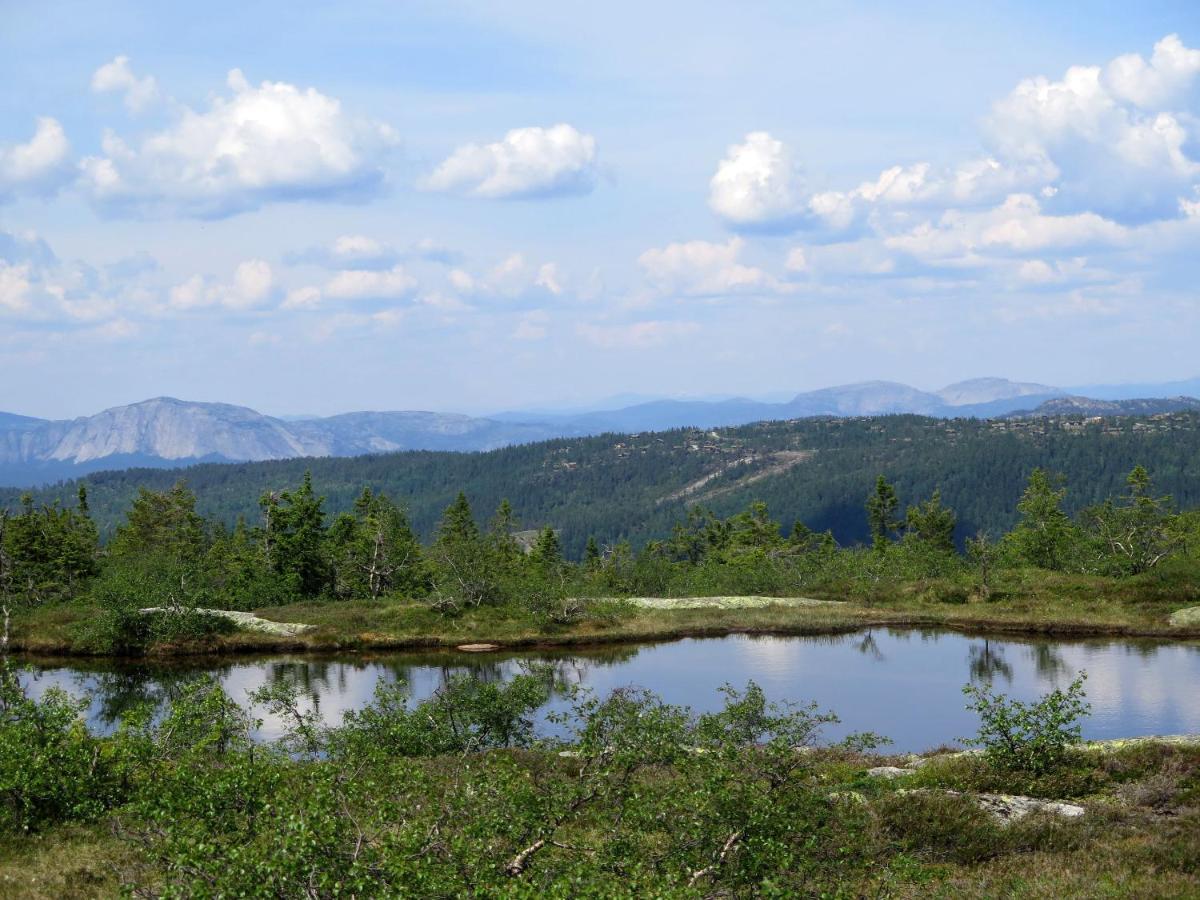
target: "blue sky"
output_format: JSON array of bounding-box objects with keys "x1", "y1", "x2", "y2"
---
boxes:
[{"x1": 1, "y1": 0, "x2": 1198, "y2": 418}]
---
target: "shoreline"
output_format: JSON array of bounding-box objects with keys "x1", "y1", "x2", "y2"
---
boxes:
[{"x1": 8, "y1": 598, "x2": 1200, "y2": 661}]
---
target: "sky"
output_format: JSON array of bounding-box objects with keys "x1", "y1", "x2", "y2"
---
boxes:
[{"x1": 1, "y1": 0, "x2": 1198, "y2": 419}]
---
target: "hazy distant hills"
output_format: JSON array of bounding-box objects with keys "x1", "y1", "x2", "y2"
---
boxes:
[
  {"x1": 1007, "y1": 396, "x2": 1200, "y2": 418},
  {"x1": 0, "y1": 376, "x2": 1196, "y2": 487},
  {"x1": 0, "y1": 398, "x2": 565, "y2": 487}
]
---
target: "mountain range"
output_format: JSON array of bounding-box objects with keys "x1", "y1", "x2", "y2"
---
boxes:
[{"x1": 1, "y1": 376, "x2": 1196, "y2": 487}]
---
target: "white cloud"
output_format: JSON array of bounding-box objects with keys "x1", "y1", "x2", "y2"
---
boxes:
[
  {"x1": 91, "y1": 56, "x2": 159, "y2": 113},
  {"x1": 708, "y1": 131, "x2": 808, "y2": 229},
  {"x1": 0, "y1": 262, "x2": 33, "y2": 313},
  {"x1": 1102, "y1": 34, "x2": 1200, "y2": 109},
  {"x1": 324, "y1": 266, "x2": 417, "y2": 301},
  {"x1": 576, "y1": 320, "x2": 699, "y2": 349},
  {"x1": 81, "y1": 68, "x2": 397, "y2": 218},
  {"x1": 886, "y1": 194, "x2": 1128, "y2": 265},
  {"x1": 0, "y1": 118, "x2": 72, "y2": 201},
  {"x1": 169, "y1": 259, "x2": 275, "y2": 311},
  {"x1": 638, "y1": 237, "x2": 783, "y2": 296},
  {"x1": 423, "y1": 124, "x2": 598, "y2": 199},
  {"x1": 985, "y1": 34, "x2": 1200, "y2": 221},
  {"x1": 282, "y1": 286, "x2": 322, "y2": 310},
  {"x1": 446, "y1": 253, "x2": 566, "y2": 302},
  {"x1": 712, "y1": 36, "x2": 1200, "y2": 234}
]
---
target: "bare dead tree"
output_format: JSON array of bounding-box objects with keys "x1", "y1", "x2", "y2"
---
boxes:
[{"x1": 0, "y1": 510, "x2": 10, "y2": 654}]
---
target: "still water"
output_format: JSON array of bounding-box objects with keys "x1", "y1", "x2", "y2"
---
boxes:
[{"x1": 17, "y1": 629, "x2": 1200, "y2": 753}]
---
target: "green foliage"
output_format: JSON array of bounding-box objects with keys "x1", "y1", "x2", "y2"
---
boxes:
[
  {"x1": 962, "y1": 672, "x2": 1091, "y2": 775},
  {"x1": 1085, "y1": 465, "x2": 1183, "y2": 575},
  {"x1": 333, "y1": 666, "x2": 554, "y2": 761},
  {"x1": 108, "y1": 482, "x2": 207, "y2": 565},
  {"x1": 867, "y1": 475, "x2": 902, "y2": 550},
  {"x1": 1006, "y1": 468, "x2": 1085, "y2": 571},
  {"x1": 260, "y1": 471, "x2": 330, "y2": 597},
  {"x1": 905, "y1": 489, "x2": 957, "y2": 553},
  {"x1": 0, "y1": 663, "x2": 114, "y2": 832},
  {"x1": 13, "y1": 413, "x2": 1200, "y2": 561},
  {"x1": 0, "y1": 493, "x2": 97, "y2": 607},
  {"x1": 328, "y1": 488, "x2": 427, "y2": 600}
]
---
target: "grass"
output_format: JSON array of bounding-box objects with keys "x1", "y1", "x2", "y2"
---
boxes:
[
  {"x1": 7, "y1": 565, "x2": 1200, "y2": 658},
  {"x1": 0, "y1": 825, "x2": 132, "y2": 899},
  {"x1": 1, "y1": 741, "x2": 1196, "y2": 896}
]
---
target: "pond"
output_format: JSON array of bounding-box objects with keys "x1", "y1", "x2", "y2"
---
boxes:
[{"x1": 16, "y1": 628, "x2": 1200, "y2": 753}]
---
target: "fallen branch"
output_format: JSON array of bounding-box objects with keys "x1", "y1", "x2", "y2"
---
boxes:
[
  {"x1": 687, "y1": 830, "x2": 742, "y2": 887},
  {"x1": 505, "y1": 839, "x2": 546, "y2": 877}
]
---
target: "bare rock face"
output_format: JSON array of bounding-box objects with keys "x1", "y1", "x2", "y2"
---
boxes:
[{"x1": 0, "y1": 397, "x2": 564, "y2": 479}]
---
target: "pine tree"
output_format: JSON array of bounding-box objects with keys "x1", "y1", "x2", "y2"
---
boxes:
[
  {"x1": 584, "y1": 536, "x2": 601, "y2": 571},
  {"x1": 262, "y1": 472, "x2": 330, "y2": 597},
  {"x1": 904, "y1": 490, "x2": 957, "y2": 553},
  {"x1": 866, "y1": 476, "x2": 901, "y2": 550},
  {"x1": 530, "y1": 526, "x2": 562, "y2": 572}
]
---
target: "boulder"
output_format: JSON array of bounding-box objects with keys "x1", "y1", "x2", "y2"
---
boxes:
[
  {"x1": 1168, "y1": 606, "x2": 1200, "y2": 627},
  {"x1": 866, "y1": 766, "x2": 912, "y2": 779},
  {"x1": 895, "y1": 789, "x2": 1084, "y2": 823},
  {"x1": 139, "y1": 607, "x2": 315, "y2": 636}
]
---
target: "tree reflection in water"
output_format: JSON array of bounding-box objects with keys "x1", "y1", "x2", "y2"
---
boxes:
[{"x1": 968, "y1": 639, "x2": 1013, "y2": 684}]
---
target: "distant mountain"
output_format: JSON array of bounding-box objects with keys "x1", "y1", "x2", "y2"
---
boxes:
[
  {"x1": 935, "y1": 377, "x2": 1059, "y2": 406},
  {"x1": 1, "y1": 376, "x2": 1194, "y2": 487},
  {"x1": 1070, "y1": 377, "x2": 1200, "y2": 401},
  {"x1": 0, "y1": 398, "x2": 565, "y2": 487},
  {"x1": 0, "y1": 412, "x2": 45, "y2": 432},
  {"x1": 9, "y1": 412, "x2": 1200, "y2": 555},
  {"x1": 1007, "y1": 396, "x2": 1200, "y2": 418}
]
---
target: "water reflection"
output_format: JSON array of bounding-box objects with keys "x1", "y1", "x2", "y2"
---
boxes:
[
  {"x1": 968, "y1": 639, "x2": 1013, "y2": 684},
  {"x1": 16, "y1": 630, "x2": 1200, "y2": 753}
]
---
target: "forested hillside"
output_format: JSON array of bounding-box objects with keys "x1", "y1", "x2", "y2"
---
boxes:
[{"x1": 4, "y1": 413, "x2": 1199, "y2": 556}]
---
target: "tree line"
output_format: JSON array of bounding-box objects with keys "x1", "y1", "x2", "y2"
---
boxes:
[{"x1": 3, "y1": 460, "x2": 1198, "y2": 650}]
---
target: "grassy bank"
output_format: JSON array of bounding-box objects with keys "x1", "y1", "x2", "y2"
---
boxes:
[
  {"x1": 2, "y1": 731, "x2": 1197, "y2": 897},
  {"x1": 8, "y1": 569, "x2": 1200, "y2": 658}
]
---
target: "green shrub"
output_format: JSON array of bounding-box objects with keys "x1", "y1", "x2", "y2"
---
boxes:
[
  {"x1": 0, "y1": 664, "x2": 115, "y2": 832},
  {"x1": 962, "y1": 672, "x2": 1090, "y2": 775}
]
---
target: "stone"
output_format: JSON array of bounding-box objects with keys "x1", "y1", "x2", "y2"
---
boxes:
[
  {"x1": 866, "y1": 766, "x2": 911, "y2": 779},
  {"x1": 973, "y1": 793, "x2": 1085, "y2": 822},
  {"x1": 895, "y1": 789, "x2": 1084, "y2": 824},
  {"x1": 456, "y1": 643, "x2": 501, "y2": 653},
  {"x1": 626, "y1": 596, "x2": 841, "y2": 611},
  {"x1": 139, "y1": 607, "x2": 315, "y2": 636},
  {"x1": 1168, "y1": 606, "x2": 1200, "y2": 627}
]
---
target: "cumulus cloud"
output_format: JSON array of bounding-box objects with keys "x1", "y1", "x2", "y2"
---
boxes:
[
  {"x1": 0, "y1": 117, "x2": 72, "y2": 201},
  {"x1": 885, "y1": 194, "x2": 1129, "y2": 265},
  {"x1": 287, "y1": 234, "x2": 399, "y2": 270},
  {"x1": 708, "y1": 131, "x2": 810, "y2": 229},
  {"x1": 638, "y1": 237, "x2": 783, "y2": 296},
  {"x1": 423, "y1": 124, "x2": 598, "y2": 199},
  {"x1": 0, "y1": 230, "x2": 154, "y2": 328},
  {"x1": 81, "y1": 68, "x2": 397, "y2": 218},
  {"x1": 91, "y1": 56, "x2": 159, "y2": 113},
  {"x1": 447, "y1": 253, "x2": 565, "y2": 302},
  {"x1": 282, "y1": 265, "x2": 418, "y2": 310},
  {"x1": 712, "y1": 35, "x2": 1200, "y2": 234},
  {"x1": 169, "y1": 259, "x2": 276, "y2": 311},
  {"x1": 0, "y1": 262, "x2": 33, "y2": 314},
  {"x1": 285, "y1": 235, "x2": 463, "y2": 270},
  {"x1": 324, "y1": 266, "x2": 417, "y2": 301},
  {"x1": 985, "y1": 34, "x2": 1200, "y2": 222}
]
